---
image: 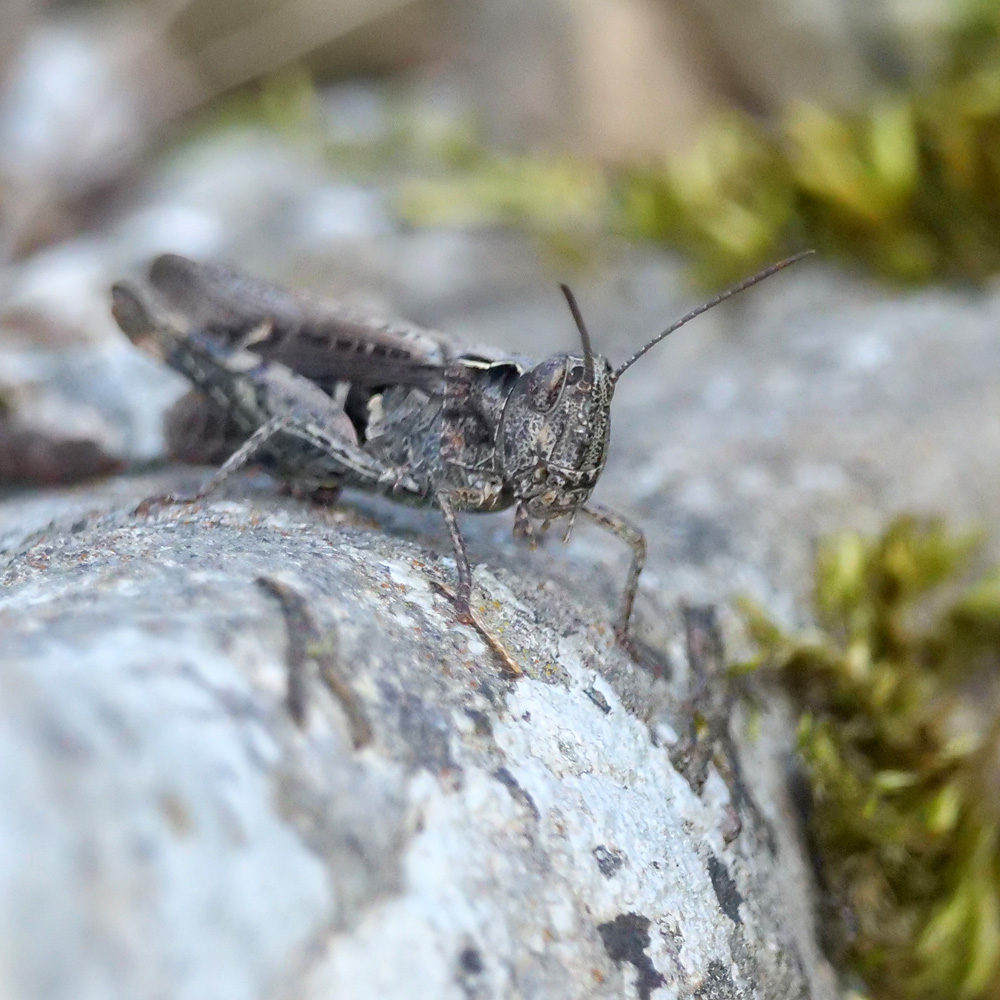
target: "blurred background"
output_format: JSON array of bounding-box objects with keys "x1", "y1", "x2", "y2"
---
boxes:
[
  {"x1": 2, "y1": 0, "x2": 999, "y2": 282},
  {"x1": 2, "y1": 3, "x2": 1000, "y2": 999},
  {"x1": 1, "y1": 0, "x2": 999, "y2": 485}
]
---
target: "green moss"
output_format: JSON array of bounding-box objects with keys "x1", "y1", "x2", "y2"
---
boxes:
[
  {"x1": 399, "y1": 3, "x2": 1000, "y2": 286},
  {"x1": 176, "y1": 5, "x2": 1000, "y2": 286},
  {"x1": 611, "y1": 0, "x2": 1000, "y2": 286},
  {"x1": 738, "y1": 517, "x2": 1000, "y2": 999},
  {"x1": 622, "y1": 72, "x2": 1000, "y2": 286},
  {"x1": 397, "y1": 157, "x2": 608, "y2": 234}
]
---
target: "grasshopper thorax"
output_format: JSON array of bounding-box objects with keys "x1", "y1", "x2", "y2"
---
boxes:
[{"x1": 496, "y1": 351, "x2": 614, "y2": 521}]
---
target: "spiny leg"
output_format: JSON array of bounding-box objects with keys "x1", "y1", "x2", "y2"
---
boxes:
[
  {"x1": 188, "y1": 413, "x2": 293, "y2": 499},
  {"x1": 255, "y1": 575, "x2": 372, "y2": 747},
  {"x1": 580, "y1": 502, "x2": 647, "y2": 647},
  {"x1": 435, "y1": 491, "x2": 475, "y2": 616},
  {"x1": 135, "y1": 413, "x2": 291, "y2": 514},
  {"x1": 435, "y1": 491, "x2": 523, "y2": 677}
]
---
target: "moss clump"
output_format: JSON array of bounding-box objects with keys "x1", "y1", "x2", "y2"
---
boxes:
[
  {"x1": 618, "y1": 2, "x2": 1000, "y2": 285},
  {"x1": 397, "y1": 157, "x2": 608, "y2": 245},
  {"x1": 619, "y1": 77, "x2": 1000, "y2": 286},
  {"x1": 739, "y1": 517, "x2": 1000, "y2": 999},
  {"x1": 400, "y1": 4, "x2": 1000, "y2": 286}
]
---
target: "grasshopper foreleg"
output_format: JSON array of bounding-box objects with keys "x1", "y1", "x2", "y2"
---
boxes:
[
  {"x1": 435, "y1": 492, "x2": 474, "y2": 617},
  {"x1": 581, "y1": 503, "x2": 647, "y2": 648},
  {"x1": 435, "y1": 491, "x2": 523, "y2": 677}
]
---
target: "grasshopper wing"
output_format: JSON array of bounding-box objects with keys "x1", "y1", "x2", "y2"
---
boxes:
[{"x1": 148, "y1": 254, "x2": 450, "y2": 391}]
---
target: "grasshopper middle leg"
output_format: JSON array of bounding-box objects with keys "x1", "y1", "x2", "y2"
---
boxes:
[{"x1": 581, "y1": 502, "x2": 647, "y2": 645}]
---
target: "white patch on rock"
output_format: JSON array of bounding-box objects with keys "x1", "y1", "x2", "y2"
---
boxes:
[{"x1": 298, "y1": 624, "x2": 745, "y2": 999}]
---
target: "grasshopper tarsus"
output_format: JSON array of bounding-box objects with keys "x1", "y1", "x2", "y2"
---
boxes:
[
  {"x1": 429, "y1": 576, "x2": 524, "y2": 679},
  {"x1": 466, "y1": 607, "x2": 524, "y2": 678},
  {"x1": 434, "y1": 490, "x2": 524, "y2": 675},
  {"x1": 133, "y1": 490, "x2": 199, "y2": 516},
  {"x1": 114, "y1": 252, "x2": 811, "y2": 669}
]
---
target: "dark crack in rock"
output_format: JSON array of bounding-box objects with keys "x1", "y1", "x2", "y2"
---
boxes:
[
  {"x1": 597, "y1": 913, "x2": 666, "y2": 1000},
  {"x1": 708, "y1": 854, "x2": 744, "y2": 925}
]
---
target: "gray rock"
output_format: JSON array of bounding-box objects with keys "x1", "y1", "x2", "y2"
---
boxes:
[
  {"x1": 5, "y1": 124, "x2": 999, "y2": 997},
  {"x1": 0, "y1": 472, "x2": 836, "y2": 1000}
]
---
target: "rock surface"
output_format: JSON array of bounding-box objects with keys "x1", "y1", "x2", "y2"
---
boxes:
[
  {"x1": 3, "y1": 78, "x2": 1000, "y2": 1000},
  {"x1": 0, "y1": 473, "x2": 833, "y2": 1000}
]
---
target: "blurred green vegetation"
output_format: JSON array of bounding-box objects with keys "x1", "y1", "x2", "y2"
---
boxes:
[
  {"x1": 399, "y1": 0, "x2": 1000, "y2": 285},
  {"x1": 738, "y1": 517, "x2": 1000, "y2": 1000},
  {"x1": 190, "y1": 0, "x2": 1000, "y2": 286}
]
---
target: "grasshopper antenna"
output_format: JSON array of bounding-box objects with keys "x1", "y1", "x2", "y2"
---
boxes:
[
  {"x1": 612, "y1": 250, "x2": 815, "y2": 383},
  {"x1": 559, "y1": 283, "x2": 595, "y2": 384}
]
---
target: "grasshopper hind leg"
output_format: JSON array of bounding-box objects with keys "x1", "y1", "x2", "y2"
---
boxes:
[{"x1": 135, "y1": 414, "x2": 293, "y2": 514}]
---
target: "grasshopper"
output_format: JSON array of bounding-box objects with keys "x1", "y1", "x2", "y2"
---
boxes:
[{"x1": 112, "y1": 250, "x2": 810, "y2": 672}]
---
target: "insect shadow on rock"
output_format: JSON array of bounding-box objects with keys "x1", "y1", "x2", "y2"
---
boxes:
[
  {"x1": 255, "y1": 574, "x2": 372, "y2": 747},
  {"x1": 111, "y1": 250, "x2": 813, "y2": 676}
]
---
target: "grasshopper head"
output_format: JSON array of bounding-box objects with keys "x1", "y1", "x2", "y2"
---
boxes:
[
  {"x1": 496, "y1": 351, "x2": 614, "y2": 522},
  {"x1": 496, "y1": 253, "x2": 814, "y2": 530}
]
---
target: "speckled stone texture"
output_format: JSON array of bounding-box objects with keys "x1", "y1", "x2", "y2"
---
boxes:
[
  {"x1": 4, "y1": 114, "x2": 1000, "y2": 1000},
  {"x1": 5, "y1": 225, "x2": 1000, "y2": 997},
  {"x1": 0, "y1": 471, "x2": 835, "y2": 1000}
]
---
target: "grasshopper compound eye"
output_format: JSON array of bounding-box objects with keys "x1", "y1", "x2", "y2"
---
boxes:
[{"x1": 524, "y1": 357, "x2": 569, "y2": 412}]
